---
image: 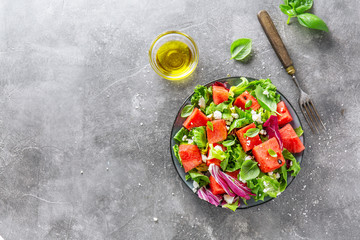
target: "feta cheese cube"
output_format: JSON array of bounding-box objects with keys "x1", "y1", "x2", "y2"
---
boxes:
[
  {"x1": 198, "y1": 97, "x2": 206, "y2": 109},
  {"x1": 224, "y1": 194, "x2": 235, "y2": 204},
  {"x1": 201, "y1": 154, "x2": 207, "y2": 163},
  {"x1": 213, "y1": 110, "x2": 222, "y2": 120},
  {"x1": 231, "y1": 113, "x2": 239, "y2": 119},
  {"x1": 245, "y1": 155, "x2": 253, "y2": 161},
  {"x1": 259, "y1": 129, "x2": 267, "y2": 135},
  {"x1": 214, "y1": 145, "x2": 223, "y2": 152},
  {"x1": 193, "y1": 181, "x2": 200, "y2": 189},
  {"x1": 207, "y1": 114, "x2": 213, "y2": 120},
  {"x1": 182, "y1": 135, "x2": 188, "y2": 141}
]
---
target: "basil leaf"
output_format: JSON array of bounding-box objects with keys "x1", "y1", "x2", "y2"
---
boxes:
[
  {"x1": 181, "y1": 105, "x2": 195, "y2": 118},
  {"x1": 255, "y1": 85, "x2": 277, "y2": 112},
  {"x1": 244, "y1": 128, "x2": 260, "y2": 138},
  {"x1": 245, "y1": 100, "x2": 252, "y2": 109},
  {"x1": 191, "y1": 126, "x2": 207, "y2": 148},
  {"x1": 289, "y1": 0, "x2": 313, "y2": 14},
  {"x1": 207, "y1": 121, "x2": 213, "y2": 131},
  {"x1": 230, "y1": 38, "x2": 252, "y2": 61},
  {"x1": 297, "y1": 13, "x2": 329, "y2": 32},
  {"x1": 173, "y1": 127, "x2": 189, "y2": 143},
  {"x1": 268, "y1": 148, "x2": 277, "y2": 158},
  {"x1": 187, "y1": 169, "x2": 210, "y2": 187},
  {"x1": 240, "y1": 160, "x2": 260, "y2": 181},
  {"x1": 279, "y1": 4, "x2": 296, "y2": 17},
  {"x1": 228, "y1": 118, "x2": 250, "y2": 133},
  {"x1": 229, "y1": 77, "x2": 249, "y2": 96},
  {"x1": 283, "y1": 148, "x2": 301, "y2": 176},
  {"x1": 294, "y1": 126, "x2": 304, "y2": 137},
  {"x1": 173, "y1": 145, "x2": 182, "y2": 166},
  {"x1": 222, "y1": 138, "x2": 236, "y2": 147}
]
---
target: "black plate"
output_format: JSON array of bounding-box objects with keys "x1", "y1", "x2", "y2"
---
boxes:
[{"x1": 170, "y1": 77, "x2": 305, "y2": 209}]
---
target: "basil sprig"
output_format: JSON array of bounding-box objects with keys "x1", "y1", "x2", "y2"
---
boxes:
[
  {"x1": 279, "y1": 0, "x2": 328, "y2": 32},
  {"x1": 243, "y1": 128, "x2": 260, "y2": 138},
  {"x1": 181, "y1": 105, "x2": 194, "y2": 117}
]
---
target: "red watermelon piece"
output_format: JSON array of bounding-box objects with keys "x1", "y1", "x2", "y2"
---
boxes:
[
  {"x1": 209, "y1": 175, "x2": 226, "y2": 195},
  {"x1": 252, "y1": 137, "x2": 285, "y2": 173},
  {"x1": 206, "y1": 120, "x2": 228, "y2": 144},
  {"x1": 235, "y1": 123, "x2": 262, "y2": 152},
  {"x1": 234, "y1": 91, "x2": 260, "y2": 110},
  {"x1": 279, "y1": 124, "x2": 305, "y2": 153},
  {"x1": 178, "y1": 144, "x2": 203, "y2": 172},
  {"x1": 276, "y1": 101, "x2": 293, "y2": 126},
  {"x1": 183, "y1": 107, "x2": 209, "y2": 130},
  {"x1": 213, "y1": 85, "x2": 229, "y2": 105}
]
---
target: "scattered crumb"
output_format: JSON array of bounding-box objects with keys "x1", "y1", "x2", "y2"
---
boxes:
[
  {"x1": 172, "y1": 193, "x2": 175, "y2": 196},
  {"x1": 153, "y1": 217, "x2": 158, "y2": 222},
  {"x1": 80, "y1": 170, "x2": 83, "y2": 174},
  {"x1": 138, "y1": 183, "x2": 142, "y2": 186},
  {"x1": 140, "y1": 122, "x2": 143, "y2": 126}
]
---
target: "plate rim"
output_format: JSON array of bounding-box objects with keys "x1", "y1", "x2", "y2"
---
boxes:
[{"x1": 169, "y1": 76, "x2": 305, "y2": 210}]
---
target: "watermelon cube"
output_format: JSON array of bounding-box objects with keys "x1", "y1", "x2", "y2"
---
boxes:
[
  {"x1": 234, "y1": 91, "x2": 260, "y2": 110},
  {"x1": 183, "y1": 107, "x2": 209, "y2": 130},
  {"x1": 206, "y1": 120, "x2": 228, "y2": 144},
  {"x1": 213, "y1": 85, "x2": 229, "y2": 105},
  {"x1": 209, "y1": 175, "x2": 225, "y2": 195},
  {"x1": 252, "y1": 137, "x2": 285, "y2": 173},
  {"x1": 279, "y1": 124, "x2": 305, "y2": 153},
  {"x1": 236, "y1": 123, "x2": 262, "y2": 152},
  {"x1": 276, "y1": 101, "x2": 293, "y2": 126},
  {"x1": 178, "y1": 144, "x2": 203, "y2": 172}
]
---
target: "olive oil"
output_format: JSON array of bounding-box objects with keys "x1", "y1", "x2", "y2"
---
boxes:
[{"x1": 155, "y1": 40, "x2": 193, "y2": 76}]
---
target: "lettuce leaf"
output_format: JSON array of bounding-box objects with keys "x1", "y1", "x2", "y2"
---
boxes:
[
  {"x1": 283, "y1": 148, "x2": 301, "y2": 176},
  {"x1": 191, "y1": 126, "x2": 207, "y2": 148},
  {"x1": 229, "y1": 77, "x2": 249, "y2": 96},
  {"x1": 225, "y1": 144, "x2": 246, "y2": 172},
  {"x1": 258, "y1": 175, "x2": 281, "y2": 198},
  {"x1": 294, "y1": 126, "x2": 304, "y2": 137},
  {"x1": 191, "y1": 85, "x2": 211, "y2": 106},
  {"x1": 187, "y1": 169, "x2": 210, "y2": 187},
  {"x1": 173, "y1": 145, "x2": 182, "y2": 166},
  {"x1": 208, "y1": 144, "x2": 227, "y2": 161},
  {"x1": 173, "y1": 127, "x2": 189, "y2": 143},
  {"x1": 222, "y1": 199, "x2": 239, "y2": 212}
]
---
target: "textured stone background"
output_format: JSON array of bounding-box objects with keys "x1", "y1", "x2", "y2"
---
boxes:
[{"x1": 0, "y1": 0, "x2": 359, "y2": 239}]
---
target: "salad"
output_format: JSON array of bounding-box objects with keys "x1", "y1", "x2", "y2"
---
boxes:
[{"x1": 172, "y1": 77, "x2": 305, "y2": 211}]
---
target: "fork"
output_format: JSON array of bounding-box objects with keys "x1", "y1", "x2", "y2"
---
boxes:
[{"x1": 257, "y1": 10, "x2": 326, "y2": 133}]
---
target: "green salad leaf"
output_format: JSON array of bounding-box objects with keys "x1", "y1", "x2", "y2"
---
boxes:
[
  {"x1": 173, "y1": 145, "x2": 182, "y2": 166},
  {"x1": 173, "y1": 127, "x2": 189, "y2": 143},
  {"x1": 225, "y1": 144, "x2": 246, "y2": 172},
  {"x1": 255, "y1": 85, "x2": 277, "y2": 112},
  {"x1": 187, "y1": 169, "x2": 210, "y2": 187},
  {"x1": 223, "y1": 199, "x2": 239, "y2": 212},
  {"x1": 222, "y1": 137, "x2": 236, "y2": 147},
  {"x1": 279, "y1": 164, "x2": 288, "y2": 192},
  {"x1": 297, "y1": 13, "x2": 329, "y2": 32},
  {"x1": 294, "y1": 126, "x2": 304, "y2": 137},
  {"x1": 228, "y1": 118, "x2": 251, "y2": 133},
  {"x1": 181, "y1": 105, "x2": 195, "y2": 118},
  {"x1": 229, "y1": 77, "x2": 249, "y2": 96},
  {"x1": 208, "y1": 144, "x2": 227, "y2": 161},
  {"x1": 283, "y1": 148, "x2": 301, "y2": 176},
  {"x1": 205, "y1": 101, "x2": 231, "y2": 115},
  {"x1": 191, "y1": 85, "x2": 211, "y2": 106},
  {"x1": 245, "y1": 100, "x2": 252, "y2": 108},
  {"x1": 258, "y1": 175, "x2": 281, "y2": 198},
  {"x1": 240, "y1": 160, "x2": 260, "y2": 181},
  {"x1": 191, "y1": 126, "x2": 207, "y2": 148},
  {"x1": 230, "y1": 38, "x2": 252, "y2": 61},
  {"x1": 207, "y1": 121, "x2": 213, "y2": 131}
]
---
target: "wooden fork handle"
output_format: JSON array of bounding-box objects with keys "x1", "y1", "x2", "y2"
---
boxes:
[{"x1": 257, "y1": 10, "x2": 295, "y2": 75}]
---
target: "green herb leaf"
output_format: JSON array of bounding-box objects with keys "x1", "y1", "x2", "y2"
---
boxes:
[
  {"x1": 240, "y1": 160, "x2": 260, "y2": 181},
  {"x1": 255, "y1": 85, "x2": 277, "y2": 112},
  {"x1": 181, "y1": 105, "x2": 195, "y2": 118},
  {"x1": 220, "y1": 157, "x2": 229, "y2": 171},
  {"x1": 268, "y1": 148, "x2": 277, "y2": 158},
  {"x1": 258, "y1": 175, "x2": 281, "y2": 198},
  {"x1": 191, "y1": 126, "x2": 207, "y2": 148},
  {"x1": 173, "y1": 145, "x2": 182, "y2": 166},
  {"x1": 225, "y1": 144, "x2": 246, "y2": 172},
  {"x1": 292, "y1": 0, "x2": 313, "y2": 14},
  {"x1": 230, "y1": 38, "x2": 252, "y2": 61},
  {"x1": 279, "y1": 164, "x2": 288, "y2": 192},
  {"x1": 245, "y1": 100, "x2": 252, "y2": 109},
  {"x1": 283, "y1": 148, "x2": 301, "y2": 176},
  {"x1": 222, "y1": 199, "x2": 239, "y2": 212},
  {"x1": 294, "y1": 126, "x2": 304, "y2": 137},
  {"x1": 297, "y1": 13, "x2": 329, "y2": 32},
  {"x1": 208, "y1": 144, "x2": 228, "y2": 161},
  {"x1": 187, "y1": 169, "x2": 210, "y2": 187},
  {"x1": 207, "y1": 121, "x2": 213, "y2": 131},
  {"x1": 191, "y1": 85, "x2": 211, "y2": 106},
  {"x1": 243, "y1": 128, "x2": 260, "y2": 138},
  {"x1": 228, "y1": 118, "x2": 251, "y2": 133},
  {"x1": 222, "y1": 138, "x2": 236, "y2": 147},
  {"x1": 229, "y1": 77, "x2": 249, "y2": 96}
]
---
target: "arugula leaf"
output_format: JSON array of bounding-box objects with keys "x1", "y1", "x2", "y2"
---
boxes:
[
  {"x1": 173, "y1": 127, "x2": 189, "y2": 143},
  {"x1": 191, "y1": 126, "x2": 207, "y2": 148},
  {"x1": 223, "y1": 199, "x2": 239, "y2": 212},
  {"x1": 283, "y1": 148, "x2": 301, "y2": 176},
  {"x1": 187, "y1": 169, "x2": 210, "y2": 187},
  {"x1": 181, "y1": 105, "x2": 195, "y2": 118},
  {"x1": 297, "y1": 13, "x2": 329, "y2": 32},
  {"x1": 207, "y1": 121, "x2": 213, "y2": 131},
  {"x1": 244, "y1": 128, "x2": 260, "y2": 138},
  {"x1": 268, "y1": 148, "x2": 277, "y2": 158},
  {"x1": 240, "y1": 160, "x2": 260, "y2": 181},
  {"x1": 191, "y1": 85, "x2": 211, "y2": 106},
  {"x1": 294, "y1": 126, "x2": 304, "y2": 137},
  {"x1": 173, "y1": 145, "x2": 182, "y2": 166},
  {"x1": 255, "y1": 85, "x2": 277, "y2": 112},
  {"x1": 230, "y1": 38, "x2": 252, "y2": 61}
]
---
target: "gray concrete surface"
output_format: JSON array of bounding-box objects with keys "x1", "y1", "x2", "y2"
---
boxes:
[{"x1": 0, "y1": 0, "x2": 359, "y2": 239}]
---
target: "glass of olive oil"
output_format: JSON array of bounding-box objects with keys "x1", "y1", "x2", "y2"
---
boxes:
[{"x1": 149, "y1": 31, "x2": 199, "y2": 80}]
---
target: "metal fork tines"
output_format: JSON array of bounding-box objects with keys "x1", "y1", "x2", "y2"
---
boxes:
[{"x1": 292, "y1": 75, "x2": 326, "y2": 133}]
